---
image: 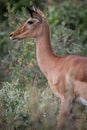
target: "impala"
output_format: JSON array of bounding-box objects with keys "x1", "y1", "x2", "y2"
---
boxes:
[{"x1": 10, "y1": 8, "x2": 87, "y2": 129}]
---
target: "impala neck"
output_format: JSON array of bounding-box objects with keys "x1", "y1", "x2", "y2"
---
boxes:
[{"x1": 36, "y1": 22, "x2": 57, "y2": 77}]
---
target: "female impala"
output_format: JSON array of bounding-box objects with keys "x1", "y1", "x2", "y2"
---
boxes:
[{"x1": 10, "y1": 8, "x2": 87, "y2": 129}]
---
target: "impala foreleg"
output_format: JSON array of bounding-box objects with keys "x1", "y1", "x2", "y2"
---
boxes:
[
  {"x1": 57, "y1": 98, "x2": 75, "y2": 129},
  {"x1": 57, "y1": 77, "x2": 76, "y2": 130}
]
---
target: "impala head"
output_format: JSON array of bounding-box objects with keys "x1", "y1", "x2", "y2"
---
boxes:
[{"x1": 10, "y1": 8, "x2": 48, "y2": 41}]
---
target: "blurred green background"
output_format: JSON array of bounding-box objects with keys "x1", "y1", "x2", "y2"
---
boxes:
[{"x1": 0, "y1": 0, "x2": 87, "y2": 130}]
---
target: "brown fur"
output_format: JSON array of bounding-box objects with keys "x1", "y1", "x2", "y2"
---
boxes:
[{"x1": 10, "y1": 8, "x2": 87, "y2": 129}]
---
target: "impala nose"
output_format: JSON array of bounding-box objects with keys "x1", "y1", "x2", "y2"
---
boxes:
[
  {"x1": 10, "y1": 33, "x2": 13, "y2": 40},
  {"x1": 10, "y1": 33, "x2": 13, "y2": 37}
]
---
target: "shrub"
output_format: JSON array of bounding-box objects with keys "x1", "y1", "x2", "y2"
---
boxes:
[{"x1": 0, "y1": 80, "x2": 58, "y2": 130}]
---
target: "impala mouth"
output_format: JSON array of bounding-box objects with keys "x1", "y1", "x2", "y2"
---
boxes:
[{"x1": 10, "y1": 36, "x2": 20, "y2": 41}]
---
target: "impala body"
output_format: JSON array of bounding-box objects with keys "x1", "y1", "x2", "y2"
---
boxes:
[{"x1": 10, "y1": 8, "x2": 87, "y2": 129}]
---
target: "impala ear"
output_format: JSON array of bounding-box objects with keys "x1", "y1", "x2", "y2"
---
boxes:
[
  {"x1": 27, "y1": 7, "x2": 42, "y2": 22},
  {"x1": 27, "y1": 7, "x2": 36, "y2": 18}
]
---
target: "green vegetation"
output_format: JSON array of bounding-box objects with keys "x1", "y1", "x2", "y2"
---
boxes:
[{"x1": 0, "y1": 0, "x2": 87, "y2": 130}]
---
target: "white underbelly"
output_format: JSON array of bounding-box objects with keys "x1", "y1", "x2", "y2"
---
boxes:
[
  {"x1": 54, "y1": 92, "x2": 87, "y2": 106},
  {"x1": 77, "y1": 97, "x2": 87, "y2": 106}
]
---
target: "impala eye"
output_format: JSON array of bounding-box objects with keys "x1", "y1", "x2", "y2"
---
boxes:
[{"x1": 27, "y1": 21, "x2": 34, "y2": 25}]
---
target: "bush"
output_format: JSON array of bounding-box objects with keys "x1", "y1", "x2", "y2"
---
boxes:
[{"x1": 0, "y1": 80, "x2": 58, "y2": 130}]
